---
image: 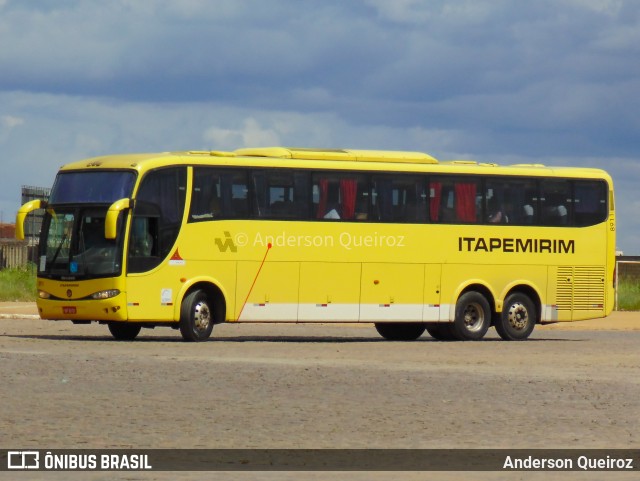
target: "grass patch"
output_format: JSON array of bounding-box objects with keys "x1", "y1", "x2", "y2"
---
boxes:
[
  {"x1": 616, "y1": 277, "x2": 640, "y2": 311},
  {"x1": 0, "y1": 265, "x2": 37, "y2": 301}
]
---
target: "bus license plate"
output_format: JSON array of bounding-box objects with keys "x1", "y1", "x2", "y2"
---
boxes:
[{"x1": 63, "y1": 306, "x2": 77, "y2": 314}]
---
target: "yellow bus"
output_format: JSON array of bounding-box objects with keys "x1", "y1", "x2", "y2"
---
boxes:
[{"x1": 16, "y1": 147, "x2": 615, "y2": 342}]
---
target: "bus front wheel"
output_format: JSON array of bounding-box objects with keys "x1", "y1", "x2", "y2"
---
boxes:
[
  {"x1": 375, "y1": 323, "x2": 425, "y2": 341},
  {"x1": 495, "y1": 293, "x2": 536, "y2": 341},
  {"x1": 453, "y1": 292, "x2": 491, "y2": 340},
  {"x1": 179, "y1": 290, "x2": 214, "y2": 342},
  {"x1": 108, "y1": 322, "x2": 142, "y2": 341}
]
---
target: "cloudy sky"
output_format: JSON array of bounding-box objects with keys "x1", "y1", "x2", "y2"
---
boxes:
[{"x1": 1, "y1": 0, "x2": 639, "y2": 252}]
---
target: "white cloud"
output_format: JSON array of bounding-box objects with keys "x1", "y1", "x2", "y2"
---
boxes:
[
  {"x1": 203, "y1": 118, "x2": 281, "y2": 150},
  {"x1": 240, "y1": 118, "x2": 280, "y2": 147},
  {"x1": 564, "y1": 0, "x2": 624, "y2": 15},
  {"x1": 1, "y1": 115, "x2": 24, "y2": 129},
  {"x1": 363, "y1": 0, "x2": 433, "y2": 23},
  {"x1": 363, "y1": 0, "x2": 497, "y2": 25},
  {"x1": 203, "y1": 126, "x2": 241, "y2": 151}
]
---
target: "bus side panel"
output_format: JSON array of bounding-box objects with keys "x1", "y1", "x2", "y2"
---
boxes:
[
  {"x1": 298, "y1": 262, "x2": 361, "y2": 322},
  {"x1": 126, "y1": 271, "x2": 181, "y2": 322},
  {"x1": 126, "y1": 260, "x2": 237, "y2": 323},
  {"x1": 235, "y1": 261, "x2": 299, "y2": 322},
  {"x1": 547, "y1": 265, "x2": 606, "y2": 322},
  {"x1": 360, "y1": 263, "x2": 424, "y2": 322},
  {"x1": 606, "y1": 206, "x2": 616, "y2": 316}
]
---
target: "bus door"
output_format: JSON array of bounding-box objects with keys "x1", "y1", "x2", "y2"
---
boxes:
[{"x1": 126, "y1": 167, "x2": 187, "y2": 322}]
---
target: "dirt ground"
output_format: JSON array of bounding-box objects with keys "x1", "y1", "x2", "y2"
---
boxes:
[{"x1": 0, "y1": 304, "x2": 638, "y2": 481}]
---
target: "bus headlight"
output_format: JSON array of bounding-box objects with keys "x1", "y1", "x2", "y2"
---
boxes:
[
  {"x1": 90, "y1": 289, "x2": 120, "y2": 300},
  {"x1": 38, "y1": 290, "x2": 51, "y2": 299}
]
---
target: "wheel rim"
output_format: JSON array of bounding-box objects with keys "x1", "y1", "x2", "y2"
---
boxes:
[
  {"x1": 463, "y1": 302, "x2": 485, "y2": 332},
  {"x1": 506, "y1": 302, "x2": 528, "y2": 331},
  {"x1": 193, "y1": 301, "x2": 211, "y2": 332}
]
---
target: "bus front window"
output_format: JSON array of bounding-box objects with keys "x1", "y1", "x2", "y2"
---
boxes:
[
  {"x1": 42, "y1": 211, "x2": 74, "y2": 275},
  {"x1": 39, "y1": 208, "x2": 125, "y2": 278}
]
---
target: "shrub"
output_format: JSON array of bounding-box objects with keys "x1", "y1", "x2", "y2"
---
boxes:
[{"x1": 0, "y1": 264, "x2": 37, "y2": 301}]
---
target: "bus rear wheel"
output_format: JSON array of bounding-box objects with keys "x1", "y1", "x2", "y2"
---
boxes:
[
  {"x1": 180, "y1": 290, "x2": 214, "y2": 342},
  {"x1": 108, "y1": 322, "x2": 142, "y2": 341},
  {"x1": 452, "y1": 292, "x2": 491, "y2": 340},
  {"x1": 375, "y1": 323, "x2": 425, "y2": 341},
  {"x1": 495, "y1": 293, "x2": 536, "y2": 341}
]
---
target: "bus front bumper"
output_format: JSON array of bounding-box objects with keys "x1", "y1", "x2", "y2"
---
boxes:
[{"x1": 36, "y1": 295, "x2": 128, "y2": 322}]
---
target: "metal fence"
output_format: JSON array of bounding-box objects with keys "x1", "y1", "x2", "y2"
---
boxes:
[
  {"x1": 616, "y1": 258, "x2": 640, "y2": 280},
  {"x1": 21, "y1": 184, "x2": 50, "y2": 245},
  {"x1": 0, "y1": 240, "x2": 30, "y2": 269},
  {"x1": 615, "y1": 257, "x2": 640, "y2": 310}
]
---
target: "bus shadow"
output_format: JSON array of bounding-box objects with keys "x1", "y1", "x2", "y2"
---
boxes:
[
  {"x1": 210, "y1": 336, "x2": 583, "y2": 343},
  {"x1": 3, "y1": 333, "x2": 406, "y2": 343},
  {"x1": 212, "y1": 336, "x2": 417, "y2": 343},
  {"x1": 2, "y1": 333, "x2": 584, "y2": 343}
]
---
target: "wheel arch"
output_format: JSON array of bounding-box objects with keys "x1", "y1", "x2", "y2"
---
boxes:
[
  {"x1": 173, "y1": 277, "x2": 227, "y2": 324},
  {"x1": 501, "y1": 284, "x2": 542, "y2": 325},
  {"x1": 456, "y1": 282, "x2": 497, "y2": 317}
]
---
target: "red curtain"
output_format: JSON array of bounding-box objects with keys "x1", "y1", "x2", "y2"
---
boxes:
[
  {"x1": 455, "y1": 183, "x2": 477, "y2": 222},
  {"x1": 340, "y1": 179, "x2": 357, "y2": 220},
  {"x1": 429, "y1": 182, "x2": 442, "y2": 221},
  {"x1": 316, "y1": 179, "x2": 329, "y2": 218}
]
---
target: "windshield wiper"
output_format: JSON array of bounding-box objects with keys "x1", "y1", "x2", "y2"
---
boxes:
[{"x1": 49, "y1": 233, "x2": 68, "y2": 268}]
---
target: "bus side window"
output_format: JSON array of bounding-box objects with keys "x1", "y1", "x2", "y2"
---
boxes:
[
  {"x1": 252, "y1": 170, "x2": 309, "y2": 219},
  {"x1": 221, "y1": 172, "x2": 249, "y2": 218},
  {"x1": 430, "y1": 177, "x2": 478, "y2": 223},
  {"x1": 190, "y1": 168, "x2": 249, "y2": 221},
  {"x1": 429, "y1": 180, "x2": 442, "y2": 222},
  {"x1": 372, "y1": 175, "x2": 426, "y2": 223},
  {"x1": 130, "y1": 217, "x2": 157, "y2": 257},
  {"x1": 313, "y1": 173, "x2": 368, "y2": 221},
  {"x1": 190, "y1": 168, "x2": 221, "y2": 221},
  {"x1": 574, "y1": 180, "x2": 607, "y2": 226},
  {"x1": 453, "y1": 181, "x2": 478, "y2": 223},
  {"x1": 484, "y1": 178, "x2": 537, "y2": 225},
  {"x1": 541, "y1": 180, "x2": 571, "y2": 226}
]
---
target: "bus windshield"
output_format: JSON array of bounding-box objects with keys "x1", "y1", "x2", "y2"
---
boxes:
[
  {"x1": 49, "y1": 171, "x2": 136, "y2": 204},
  {"x1": 39, "y1": 207, "x2": 125, "y2": 279}
]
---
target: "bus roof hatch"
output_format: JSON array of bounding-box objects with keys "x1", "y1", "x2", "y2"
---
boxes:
[{"x1": 234, "y1": 147, "x2": 438, "y2": 164}]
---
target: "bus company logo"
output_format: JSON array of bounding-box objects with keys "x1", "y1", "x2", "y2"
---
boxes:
[
  {"x1": 7, "y1": 451, "x2": 40, "y2": 470},
  {"x1": 458, "y1": 236, "x2": 575, "y2": 254},
  {"x1": 214, "y1": 231, "x2": 238, "y2": 253}
]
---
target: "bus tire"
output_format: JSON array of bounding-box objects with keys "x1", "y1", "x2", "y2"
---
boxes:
[
  {"x1": 496, "y1": 292, "x2": 536, "y2": 341},
  {"x1": 179, "y1": 290, "x2": 214, "y2": 342},
  {"x1": 108, "y1": 322, "x2": 142, "y2": 341},
  {"x1": 374, "y1": 323, "x2": 425, "y2": 341},
  {"x1": 425, "y1": 323, "x2": 458, "y2": 341},
  {"x1": 453, "y1": 292, "x2": 491, "y2": 340}
]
